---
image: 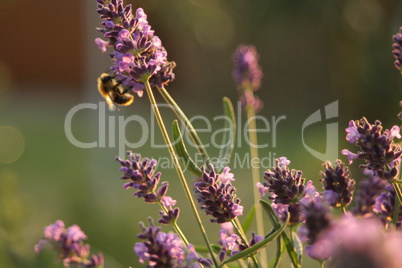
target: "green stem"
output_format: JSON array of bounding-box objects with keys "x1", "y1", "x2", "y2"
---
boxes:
[
  {"x1": 393, "y1": 182, "x2": 402, "y2": 207},
  {"x1": 340, "y1": 205, "x2": 347, "y2": 214},
  {"x1": 231, "y1": 219, "x2": 260, "y2": 268},
  {"x1": 158, "y1": 202, "x2": 189, "y2": 246},
  {"x1": 157, "y1": 86, "x2": 211, "y2": 162},
  {"x1": 245, "y1": 98, "x2": 267, "y2": 266},
  {"x1": 391, "y1": 192, "x2": 400, "y2": 227},
  {"x1": 319, "y1": 260, "x2": 325, "y2": 268},
  {"x1": 144, "y1": 80, "x2": 219, "y2": 267}
]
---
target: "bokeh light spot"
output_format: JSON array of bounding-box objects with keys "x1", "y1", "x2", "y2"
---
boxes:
[{"x1": 0, "y1": 126, "x2": 25, "y2": 164}]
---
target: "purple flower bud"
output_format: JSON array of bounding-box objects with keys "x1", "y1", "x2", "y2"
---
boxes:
[
  {"x1": 256, "y1": 182, "x2": 269, "y2": 197},
  {"x1": 43, "y1": 220, "x2": 65, "y2": 241},
  {"x1": 218, "y1": 166, "x2": 235, "y2": 184},
  {"x1": 341, "y1": 149, "x2": 359, "y2": 164},
  {"x1": 161, "y1": 196, "x2": 176, "y2": 208},
  {"x1": 95, "y1": 38, "x2": 109, "y2": 52},
  {"x1": 345, "y1": 120, "x2": 360, "y2": 144},
  {"x1": 66, "y1": 225, "x2": 87, "y2": 243}
]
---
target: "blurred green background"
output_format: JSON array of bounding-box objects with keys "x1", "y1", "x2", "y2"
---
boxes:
[{"x1": 0, "y1": 0, "x2": 401, "y2": 267}]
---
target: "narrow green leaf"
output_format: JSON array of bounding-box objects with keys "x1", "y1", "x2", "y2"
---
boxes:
[
  {"x1": 221, "y1": 212, "x2": 289, "y2": 266},
  {"x1": 268, "y1": 237, "x2": 284, "y2": 268},
  {"x1": 216, "y1": 97, "x2": 236, "y2": 173},
  {"x1": 259, "y1": 200, "x2": 300, "y2": 268},
  {"x1": 172, "y1": 120, "x2": 202, "y2": 177},
  {"x1": 259, "y1": 200, "x2": 280, "y2": 228},
  {"x1": 193, "y1": 245, "x2": 210, "y2": 253},
  {"x1": 292, "y1": 229, "x2": 303, "y2": 264},
  {"x1": 241, "y1": 205, "x2": 256, "y2": 233}
]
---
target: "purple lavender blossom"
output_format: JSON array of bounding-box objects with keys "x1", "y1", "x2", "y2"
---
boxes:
[
  {"x1": 195, "y1": 165, "x2": 243, "y2": 223},
  {"x1": 259, "y1": 158, "x2": 308, "y2": 225},
  {"x1": 297, "y1": 184, "x2": 332, "y2": 254},
  {"x1": 135, "y1": 218, "x2": 185, "y2": 267},
  {"x1": 240, "y1": 89, "x2": 264, "y2": 113},
  {"x1": 320, "y1": 160, "x2": 355, "y2": 208},
  {"x1": 392, "y1": 27, "x2": 402, "y2": 73},
  {"x1": 96, "y1": 0, "x2": 175, "y2": 95},
  {"x1": 116, "y1": 151, "x2": 179, "y2": 224},
  {"x1": 373, "y1": 184, "x2": 402, "y2": 228},
  {"x1": 159, "y1": 196, "x2": 180, "y2": 225},
  {"x1": 262, "y1": 157, "x2": 306, "y2": 205},
  {"x1": 116, "y1": 151, "x2": 163, "y2": 202},
  {"x1": 233, "y1": 45, "x2": 264, "y2": 113},
  {"x1": 34, "y1": 220, "x2": 104, "y2": 268},
  {"x1": 218, "y1": 224, "x2": 242, "y2": 262},
  {"x1": 232, "y1": 45, "x2": 263, "y2": 91},
  {"x1": 341, "y1": 118, "x2": 401, "y2": 180},
  {"x1": 315, "y1": 213, "x2": 402, "y2": 268},
  {"x1": 135, "y1": 218, "x2": 211, "y2": 267},
  {"x1": 352, "y1": 174, "x2": 389, "y2": 216}
]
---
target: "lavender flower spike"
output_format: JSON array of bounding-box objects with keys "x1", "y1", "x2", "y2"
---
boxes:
[
  {"x1": 96, "y1": 0, "x2": 175, "y2": 94},
  {"x1": 135, "y1": 218, "x2": 185, "y2": 267},
  {"x1": 317, "y1": 213, "x2": 402, "y2": 268},
  {"x1": 116, "y1": 151, "x2": 168, "y2": 201},
  {"x1": 262, "y1": 157, "x2": 306, "y2": 204},
  {"x1": 34, "y1": 220, "x2": 104, "y2": 268},
  {"x1": 233, "y1": 44, "x2": 264, "y2": 113},
  {"x1": 393, "y1": 27, "x2": 402, "y2": 73},
  {"x1": 352, "y1": 174, "x2": 388, "y2": 216},
  {"x1": 135, "y1": 218, "x2": 211, "y2": 267},
  {"x1": 195, "y1": 165, "x2": 243, "y2": 223},
  {"x1": 342, "y1": 118, "x2": 401, "y2": 180},
  {"x1": 232, "y1": 45, "x2": 263, "y2": 91},
  {"x1": 320, "y1": 160, "x2": 355, "y2": 208},
  {"x1": 116, "y1": 151, "x2": 179, "y2": 224}
]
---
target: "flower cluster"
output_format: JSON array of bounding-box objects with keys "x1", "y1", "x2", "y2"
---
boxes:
[
  {"x1": 232, "y1": 45, "x2": 263, "y2": 112},
  {"x1": 116, "y1": 151, "x2": 179, "y2": 224},
  {"x1": 298, "y1": 197, "x2": 331, "y2": 246},
  {"x1": 34, "y1": 220, "x2": 103, "y2": 268},
  {"x1": 341, "y1": 117, "x2": 401, "y2": 180},
  {"x1": 374, "y1": 184, "x2": 402, "y2": 228},
  {"x1": 308, "y1": 214, "x2": 402, "y2": 267},
  {"x1": 392, "y1": 27, "x2": 402, "y2": 73},
  {"x1": 135, "y1": 218, "x2": 212, "y2": 267},
  {"x1": 320, "y1": 160, "x2": 355, "y2": 208},
  {"x1": 297, "y1": 182, "x2": 332, "y2": 260},
  {"x1": 95, "y1": 0, "x2": 175, "y2": 94},
  {"x1": 194, "y1": 166, "x2": 243, "y2": 223},
  {"x1": 218, "y1": 223, "x2": 242, "y2": 262},
  {"x1": 262, "y1": 157, "x2": 306, "y2": 205},
  {"x1": 257, "y1": 157, "x2": 308, "y2": 225},
  {"x1": 116, "y1": 151, "x2": 164, "y2": 202},
  {"x1": 352, "y1": 174, "x2": 388, "y2": 216},
  {"x1": 217, "y1": 223, "x2": 264, "y2": 262}
]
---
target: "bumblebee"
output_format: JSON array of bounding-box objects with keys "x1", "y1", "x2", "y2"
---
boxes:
[{"x1": 97, "y1": 73, "x2": 134, "y2": 111}]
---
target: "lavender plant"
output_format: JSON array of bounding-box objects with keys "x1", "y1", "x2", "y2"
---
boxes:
[
  {"x1": 34, "y1": 220, "x2": 104, "y2": 268},
  {"x1": 35, "y1": 1, "x2": 402, "y2": 267}
]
